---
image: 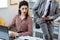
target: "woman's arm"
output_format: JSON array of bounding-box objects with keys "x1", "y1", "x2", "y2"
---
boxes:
[
  {"x1": 18, "y1": 17, "x2": 32, "y2": 36},
  {"x1": 8, "y1": 16, "x2": 16, "y2": 29}
]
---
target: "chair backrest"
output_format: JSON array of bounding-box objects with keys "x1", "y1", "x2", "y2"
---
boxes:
[
  {"x1": 0, "y1": 25, "x2": 9, "y2": 40},
  {"x1": 0, "y1": 18, "x2": 7, "y2": 26}
]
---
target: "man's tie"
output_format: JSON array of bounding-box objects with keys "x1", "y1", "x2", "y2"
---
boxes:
[{"x1": 45, "y1": 1, "x2": 51, "y2": 17}]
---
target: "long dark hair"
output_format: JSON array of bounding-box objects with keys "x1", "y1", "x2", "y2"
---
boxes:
[{"x1": 18, "y1": 1, "x2": 29, "y2": 19}]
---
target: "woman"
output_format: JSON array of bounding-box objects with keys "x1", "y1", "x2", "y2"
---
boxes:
[{"x1": 9, "y1": 1, "x2": 32, "y2": 38}]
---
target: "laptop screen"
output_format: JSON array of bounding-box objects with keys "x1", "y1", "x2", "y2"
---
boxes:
[{"x1": 0, "y1": 25, "x2": 8, "y2": 33}]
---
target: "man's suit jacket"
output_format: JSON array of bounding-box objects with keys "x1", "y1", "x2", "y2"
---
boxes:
[{"x1": 32, "y1": 0, "x2": 60, "y2": 21}]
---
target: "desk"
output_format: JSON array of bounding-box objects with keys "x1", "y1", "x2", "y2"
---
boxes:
[
  {"x1": 9, "y1": 31, "x2": 42, "y2": 40},
  {"x1": 14, "y1": 36, "x2": 42, "y2": 40}
]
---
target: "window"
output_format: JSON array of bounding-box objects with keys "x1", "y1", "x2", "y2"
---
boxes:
[{"x1": 0, "y1": 0, "x2": 8, "y2": 8}]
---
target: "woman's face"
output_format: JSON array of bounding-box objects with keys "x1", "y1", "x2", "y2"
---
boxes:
[{"x1": 19, "y1": 5, "x2": 28, "y2": 15}]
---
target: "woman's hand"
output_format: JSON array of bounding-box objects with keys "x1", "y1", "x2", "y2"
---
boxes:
[
  {"x1": 10, "y1": 32, "x2": 15, "y2": 38},
  {"x1": 14, "y1": 32, "x2": 19, "y2": 38},
  {"x1": 10, "y1": 32, "x2": 19, "y2": 38}
]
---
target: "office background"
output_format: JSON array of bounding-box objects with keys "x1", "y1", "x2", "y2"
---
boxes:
[
  {"x1": 0, "y1": 0, "x2": 60, "y2": 40},
  {"x1": 0, "y1": 0, "x2": 60, "y2": 26}
]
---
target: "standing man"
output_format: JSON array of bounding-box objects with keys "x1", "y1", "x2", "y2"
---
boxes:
[{"x1": 32, "y1": 0, "x2": 60, "y2": 40}]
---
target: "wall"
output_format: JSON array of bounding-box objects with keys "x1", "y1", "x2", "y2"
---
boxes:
[{"x1": 0, "y1": 0, "x2": 23, "y2": 26}]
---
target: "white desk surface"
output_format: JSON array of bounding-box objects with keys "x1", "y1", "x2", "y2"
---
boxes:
[{"x1": 15, "y1": 36, "x2": 42, "y2": 40}]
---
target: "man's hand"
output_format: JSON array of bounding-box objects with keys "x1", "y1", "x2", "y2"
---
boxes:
[
  {"x1": 36, "y1": 18, "x2": 40, "y2": 22},
  {"x1": 47, "y1": 16, "x2": 52, "y2": 20},
  {"x1": 44, "y1": 16, "x2": 51, "y2": 21}
]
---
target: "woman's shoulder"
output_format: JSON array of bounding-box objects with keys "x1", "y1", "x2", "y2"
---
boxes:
[
  {"x1": 27, "y1": 16, "x2": 32, "y2": 20},
  {"x1": 14, "y1": 14, "x2": 19, "y2": 18}
]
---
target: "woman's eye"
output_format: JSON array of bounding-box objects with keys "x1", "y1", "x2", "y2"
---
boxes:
[
  {"x1": 22, "y1": 8, "x2": 24, "y2": 10},
  {"x1": 25, "y1": 8, "x2": 27, "y2": 10}
]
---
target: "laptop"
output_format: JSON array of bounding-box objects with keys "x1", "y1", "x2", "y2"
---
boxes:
[
  {"x1": 0, "y1": 25, "x2": 9, "y2": 40},
  {"x1": 0, "y1": 25, "x2": 8, "y2": 33}
]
